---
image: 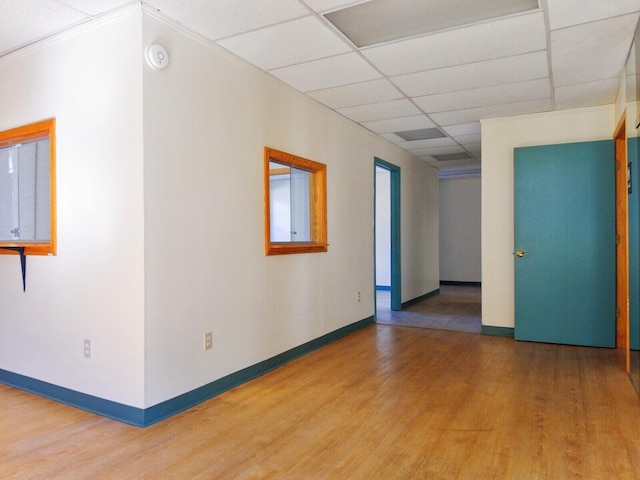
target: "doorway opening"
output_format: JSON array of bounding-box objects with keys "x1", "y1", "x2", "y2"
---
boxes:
[{"x1": 374, "y1": 158, "x2": 401, "y2": 320}]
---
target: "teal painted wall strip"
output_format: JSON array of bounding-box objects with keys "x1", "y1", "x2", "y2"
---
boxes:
[
  {"x1": 482, "y1": 326, "x2": 514, "y2": 337},
  {"x1": 0, "y1": 317, "x2": 374, "y2": 428},
  {"x1": 402, "y1": 289, "x2": 439, "y2": 308}
]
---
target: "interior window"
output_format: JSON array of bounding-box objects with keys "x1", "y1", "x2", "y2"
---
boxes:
[
  {"x1": 264, "y1": 147, "x2": 327, "y2": 255},
  {"x1": 0, "y1": 119, "x2": 56, "y2": 255}
]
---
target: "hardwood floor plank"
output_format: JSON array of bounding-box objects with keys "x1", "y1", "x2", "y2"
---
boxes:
[{"x1": 1, "y1": 325, "x2": 640, "y2": 479}]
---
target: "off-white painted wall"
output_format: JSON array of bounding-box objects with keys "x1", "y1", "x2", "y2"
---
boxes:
[
  {"x1": 481, "y1": 105, "x2": 615, "y2": 328},
  {"x1": 439, "y1": 176, "x2": 481, "y2": 283},
  {"x1": 375, "y1": 167, "x2": 391, "y2": 287},
  {"x1": 142, "y1": 13, "x2": 439, "y2": 406},
  {"x1": 0, "y1": 6, "x2": 439, "y2": 411},
  {"x1": 0, "y1": 8, "x2": 145, "y2": 406}
]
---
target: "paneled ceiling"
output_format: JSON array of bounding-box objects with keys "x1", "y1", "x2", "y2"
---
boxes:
[{"x1": 1, "y1": 0, "x2": 640, "y2": 177}]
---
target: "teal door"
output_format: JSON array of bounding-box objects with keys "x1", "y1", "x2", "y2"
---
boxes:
[{"x1": 514, "y1": 141, "x2": 615, "y2": 347}]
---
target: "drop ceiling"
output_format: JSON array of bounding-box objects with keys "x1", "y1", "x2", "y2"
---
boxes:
[{"x1": 1, "y1": 0, "x2": 640, "y2": 177}]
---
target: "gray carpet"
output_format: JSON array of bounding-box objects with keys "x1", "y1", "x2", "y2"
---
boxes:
[{"x1": 376, "y1": 285, "x2": 481, "y2": 333}]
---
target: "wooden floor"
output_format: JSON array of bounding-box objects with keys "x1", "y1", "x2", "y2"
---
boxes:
[
  {"x1": 376, "y1": 285, "x2": 481, "y2": 333},
  {"x1": 2, "y1": 325, "x2": 640, "y2": 479}
]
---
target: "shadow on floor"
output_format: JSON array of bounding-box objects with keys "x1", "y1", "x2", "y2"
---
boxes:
[{"x1": 376, "y1": 284, "x2": 481, "y2": 333}]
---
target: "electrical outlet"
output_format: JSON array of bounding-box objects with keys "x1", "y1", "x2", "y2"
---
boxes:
[
  {"x1": 204, "y1": 332, "x2": 213, "y2": 351},
  {"x1": 357, "y1": 291, "x2": 361, "y2": 302},
  {"x1": 84, "y1": 339, "x2": 91, "y2": 359}
]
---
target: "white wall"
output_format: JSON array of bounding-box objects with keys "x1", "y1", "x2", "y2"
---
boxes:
[
  {"x1": 439, "y1": 176, "x2": 481, "y2": 282},
  {"x1": 142, "y1": 12, "x2": 440, "y2": 407},
  {"x1": 481, "y1": 105, "x2": 615, "y2": 328},
  {"x1": 0, "y1": 6, "x2": 440, "y2": 411},
  {"x1": 0, "y1": 9, "x2": 145, "y2": 406}
]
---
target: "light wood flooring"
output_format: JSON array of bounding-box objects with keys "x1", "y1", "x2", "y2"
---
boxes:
[
  {"x1": 376, "y1": 285, "x2": 481, "y2": 333},
  {"x1": 1, "y1": 325, "x2": 640, "y2": 479}
]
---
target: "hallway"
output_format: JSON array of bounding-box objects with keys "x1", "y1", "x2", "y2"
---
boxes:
[{"x1": 376, "y1": 284, "x2": 481, "y2": 333}]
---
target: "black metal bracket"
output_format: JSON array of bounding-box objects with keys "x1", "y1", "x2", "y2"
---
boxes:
[{"x1": 0, "y1": 247, "x2": 26, "y2": 291}]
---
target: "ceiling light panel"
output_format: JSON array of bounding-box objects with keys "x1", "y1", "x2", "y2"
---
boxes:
[
  {"x1": 413, "y1": 78, "x2": 550, "y2": 113},
  {"x1": 395, "y1": 128, "x2": 445, "y2": 141},
  {"x1": 217, "y1": 16, "x2": 351, "y2": 71},
  {"x1": 547, "y1": 0, "x2": 640, "y2": 30},
  {"x1": 361, "y1": 115, "x2": 437, "y2": 134},
  {"x1": 324, "y1": 0, "x2": 538, "y2": 47},
  {"x1": 391, "y1": 51, "x2": 549, "y2": 97},
  {"x1": 269, "y1": 52, "x2": 382, "y2": 92},
  {"x1": 551, "y1": 14, "x2": 638, "y2": 87},
  {"x1": 145, "y1": 0, "x2": 309, "y2": 40},
  {"x1": 337, "y1": 99, "x2": 421, "y2": 123},
  {"x1": 307, "y1": 79, "x2": 404, "y2": 109},
  {"x1": 362, "y1": 11, "x2": 546, "y2": 76},
  {"x1": 398, "y1": 137, "x2": 458, "y2": 150}
]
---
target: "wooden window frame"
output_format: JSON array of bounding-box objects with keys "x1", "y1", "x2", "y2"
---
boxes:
[
  {"x1": 0, "y1": 118, "x2": 56, "y2": 256},
  {"x1": 264, "y1": 147, "x2": 327, "y2": 255}
]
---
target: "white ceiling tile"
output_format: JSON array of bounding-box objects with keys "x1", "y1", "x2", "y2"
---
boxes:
[
  {"x1": 145, "y1": 0, "x2": 309, "y2": 40},
  {"x1": 269, "y1": 52, "x2": 382, "y2": 92},
  {"x1": 0, "y1": 0, "x2": 88, "y2": 55},
  {"x1": 307, "y1": 79, "x2": 404, "y2": 109},
  {"x1": 551, "y1": 14, "x2": 638, "y2": 87},
  {"x1": 362, "y1": 11, "x2": 546, "y2": 76},
  {"x1": 413, "y1": 78, "x2": 550, "y2": 113},
  {"x1": 547, "y1": 0, "x2": 640, "y2": 30},
  {"x1": 337, "y1": 99, "x2": 420, "y2": 123},
  {"x1": 361, "y1": 115, "x2": 437, "y2": 134},
  {"x1": 217, "y1": 16, "x2": 350, "y2": 71},
  {"x1": 454, "y1": 133, "x2": 482, "y2": 145},
  {"x1": 57, "y1": 0, "x2": 133, "y2": 15},
  {"x1": 411, "y1": 145, "x2": 466, "y2": 156},
  {"x1": 554, "y1": 77, "x2": 621, "y2": 110},
  {"x1": 442, "y1": 122, "x2": 481, "y2": 136},
  {"x1": 430, "y1": 98, "x2": 552, "y2": 125},
  {"x1": 379, "y1": 132, "x2": 407, "y2": 143},
  {"x1": 465, "y1": 143, "x2": 482, "y2": 156},
  {"x1": 391, "y1": 51, "x2": 549, "y2": 97},
  {"x1": 303, "y1": 0, "x2": 367, "y2": 13},
  {"x1": 430, "y1": 159, "x2": 481, "y2": 170},
  {"x1": 398, "y1": 137, "x2": 458, "y2": 151}
]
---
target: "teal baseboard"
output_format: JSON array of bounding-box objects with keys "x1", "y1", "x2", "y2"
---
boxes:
[
  {"x1": 0, "y1": 316, "x2": 374, "y2": 428},
  {"x1": 376, "y1": 285, "x2": 391, "y2": 291},
  {"x1": 482, "y1": 326, "x2": 514, "y2": 337},
  {"x1": 402, "y1": 288, "x2": 439, "y2": 308},
  {"x1": 0, "y1": 369, "x2": 145, "y2": 425},
  {"x1": 440, "y1": 281, "x2": 481, "y2": 287}
]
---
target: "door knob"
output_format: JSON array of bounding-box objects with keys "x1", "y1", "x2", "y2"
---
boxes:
[{"x1": 515, "y1": 250, "x2": 530, "y2": 257}]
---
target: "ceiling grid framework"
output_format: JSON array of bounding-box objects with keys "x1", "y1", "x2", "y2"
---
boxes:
[{"x1": 1, "y1": 0, "x2": 640, "y2": 177}]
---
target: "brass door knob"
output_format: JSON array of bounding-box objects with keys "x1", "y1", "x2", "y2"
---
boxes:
[{"x1": 515, "y1": 250, "x2": 530, "y2": 257}]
